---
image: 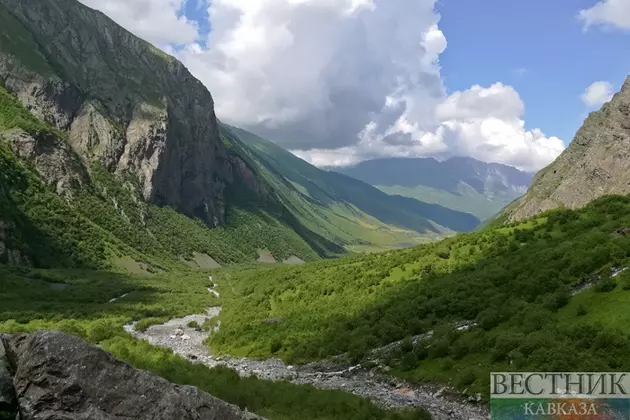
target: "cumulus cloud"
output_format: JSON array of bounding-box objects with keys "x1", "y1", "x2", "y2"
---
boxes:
[
  {"x1": 294, "y1": 83, "x2": 565, "y2": 172},
  {"x1": 78, "y1": 0, "x2": 564, "y2": 172},
  {"x1": 582, "y1": 81, "x2": 615, "y2": 107},
  {"x1": 178, "y1": 0, "x2": 442, "y2": 150},
  {"x1": 78, "y1": 0, "x2": 202, "y2": 46},
  {"x1": 579, "y1": 0, "x2": 630, "y2": 31}
]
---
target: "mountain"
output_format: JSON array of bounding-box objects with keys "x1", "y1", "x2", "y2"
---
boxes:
[
  {"x1": 0, "y1": 0, "x2": 331, "y2": 269},
  {"x1": 506, "y1": 76, "x2": 630, "y2": 222},
  {"x1": 222, "y1": 126, "x2": 481, "y2": 252},
  {"x1": 333, "y1": 157, "x2": 533, "y2": 220},
  {"x1": 0, "y1": 0, "x2": 479, "y2": 271}
]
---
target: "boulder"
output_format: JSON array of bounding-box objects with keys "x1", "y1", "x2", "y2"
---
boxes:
[
  {"x1": 2, "y1": 331, "x2": 263, "y2": 420},
  {"x1": 0, "y1": 337, "x2": 17, "y2": 420}
]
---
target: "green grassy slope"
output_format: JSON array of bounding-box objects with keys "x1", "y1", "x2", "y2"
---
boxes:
[
  {"x1": 223, "y1": 126, "x2": 480, "y2": 252},
  {"x1": 210, "y1": 195, "x2": 630, "y2": 396}
]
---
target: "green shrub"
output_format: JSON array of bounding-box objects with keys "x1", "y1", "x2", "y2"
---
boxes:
[
  {"x1": 135, "y1": 317, "x2": 169, "y2": 332},
  {"x1": 595, "y1": 278, "x2": 617, "y2": 293},
  {"x1": 577, "y1": 304, "x2": 588, "y2": 317}
]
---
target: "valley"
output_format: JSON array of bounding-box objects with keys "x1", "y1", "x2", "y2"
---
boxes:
[
  {"x1": 1, "y1": 0, "x2": 630, "y2": 418},
  {"x1": 126, "y1": 305, "x2": 488, "y2": 420}
]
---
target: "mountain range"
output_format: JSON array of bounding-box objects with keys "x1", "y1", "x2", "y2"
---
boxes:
[
  {"x1": 332, "y1": 157, "x2": 533, "y2": 220},
  {"x1": 0, "y1": 0, "x2": 479, "y2": 271}
]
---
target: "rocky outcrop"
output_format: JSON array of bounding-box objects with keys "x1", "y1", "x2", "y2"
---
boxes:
[
  {"x1": 0, "y1": 0, "x2": 232, "y2": 225},
  {"x1": 0, "y1": 337, "x2": 17, "y2": 420},
  {"x1": 2, "y1": 129, "x2": 88, "y2": 196},
  {"x1": 507, "y1": 76, "x2": 630, "y2": 221},
  {"x1": 0, "y1": 331, "x2": 263, "y2": 420}
]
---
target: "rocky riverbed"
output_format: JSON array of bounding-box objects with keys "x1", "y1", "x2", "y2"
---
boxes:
[{"x1": 126, "y1": 307, "x2": 489, "y2": 420}]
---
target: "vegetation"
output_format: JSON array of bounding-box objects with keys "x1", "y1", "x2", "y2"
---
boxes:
[
  {"x1": 80, "y1": 165, "x2": 320, "y2": 266},
  {"x1": 0, "y1": 265, "x2": 429, "y2": 420},
  {"x1": 0, "y1": 139, "x2": 121, "y2": 268},
  {"x1": 210, "y1": 195, "x2": 630, "y2": 396}
]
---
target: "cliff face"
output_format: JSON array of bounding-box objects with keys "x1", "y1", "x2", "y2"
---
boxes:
[
  {"x1": 0, "y1": 0, "x2": 234, "y2": 225},
  {"x1": 506, "y1": 76, "x2": 630, "y2": 222}
]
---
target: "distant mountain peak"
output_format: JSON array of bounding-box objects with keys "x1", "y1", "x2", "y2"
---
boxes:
[{"x1": 332, "y1": 156, "x2": 533, "y2": 220}]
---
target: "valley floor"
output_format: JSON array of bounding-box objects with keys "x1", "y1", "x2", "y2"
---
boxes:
[{"x1": 126, "y1": 304, "x2": 488, "y2": 420}]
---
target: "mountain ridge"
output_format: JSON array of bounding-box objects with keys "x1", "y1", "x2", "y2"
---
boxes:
[
  {"x1": 332, "y1": 156, "x2": 532, "y2": 220},
  {"x1": 505, "y1": 76, "x2": 630, "y2": 222}
]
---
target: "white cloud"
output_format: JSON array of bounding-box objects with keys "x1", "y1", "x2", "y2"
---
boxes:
[
  {"x1": 579, "y1": 0, "x2": 630, "y2": 31},
  {"x1": 293, "y1": 83, "x2": 565, "y2": 172},
  {"x1": 179, "y1": 0, "x2": 443, "y2": 150},
  {"x1": 582, "y1": 81, "x2": 615, "y2": 107},
  {"x1": 78, "y1": 0, "x2": 202, "y2": 47},
  {"x1": 78, "y1": 0, "x2": 564, "y2": 172}
]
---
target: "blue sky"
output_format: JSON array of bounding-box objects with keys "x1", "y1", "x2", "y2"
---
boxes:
[
  {"x1": 181, "y1": 0, "x2": 210, "y2": 45},
  {"x1": 438, "y1": 0, "x2": 630, "y2": 145}
]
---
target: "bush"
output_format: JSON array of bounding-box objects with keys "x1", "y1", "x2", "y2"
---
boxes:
[
  {"x1": 595, "y1": 278, "x2": 617, "y2": 293},
  {"x1": 400, "y1": 336, "x2": 414, "y2": 353},
  {"x1": 400, "y1": 352, "x2": 418, "y2": 371},
  {"x1": 577, "y1": 304, "x2": 588, "y2": 316},
  {"x1": 270, "y1": 340, "x2": 282, "y2": 354},
  {"x1": 457, "y1": 368, "x2": 477, "y2": 387},
  {"x1": 135, "y1": 317, "x2": 169, "y2": 332}
]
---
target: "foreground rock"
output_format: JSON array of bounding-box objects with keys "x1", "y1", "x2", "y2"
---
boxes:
[
  {"x1": 0, "y1": 338, "x2": 17, "y2": 420},
  {"x1": 0, "y1": 331, "x2": 263, "y2": 420},
  {"x1": 128, "y1": 309, "x2": 489, "y2": 420}
]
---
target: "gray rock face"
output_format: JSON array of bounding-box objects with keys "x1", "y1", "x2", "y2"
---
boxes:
[
  {"x1": 0, "y1": 338, "x2": 17, "y2": 420},
  {"x1": 507, "y1": 76, "x2": 630, "y2": 221},
  {"x1": 0, "y1": 0, "x2": 232, "y2": 225},
  {"x1": 2, "y1": 128, "x2": 88, "y2": 196},
  {"x1": 1, "y1": 331, "x2": 263, "y2": 420}
]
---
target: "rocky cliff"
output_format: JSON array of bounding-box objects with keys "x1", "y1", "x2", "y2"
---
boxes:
[
  {"x1": 0, "y1": 331, "x2": 263, "y2": 420},
  {"x1": 506, "y1": 76, "x2": 630, "y2": 221},
  {"x1": 0, "y1": 0, "x2": 251, "y2": 226}
]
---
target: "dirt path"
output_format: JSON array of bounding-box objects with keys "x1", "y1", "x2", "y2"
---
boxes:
[{"x1": 125, "y1": 308, "x2": 489, "y2": 420}]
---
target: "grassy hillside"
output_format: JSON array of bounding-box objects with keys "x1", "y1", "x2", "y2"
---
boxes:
[
  {"x1": 223, "y1": 126, "x2": 480, "y2": 252},
  {"x1": 209, "y1": 195, "x2": 630, "y2": 396},
  {"x1": 0, "y1": 265, "x2": 429, "y2": 420}
]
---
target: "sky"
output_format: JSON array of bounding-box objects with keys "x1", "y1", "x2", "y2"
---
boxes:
[{"x1": 77, "y1": 0, "x2": 630, "y2": 172}]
